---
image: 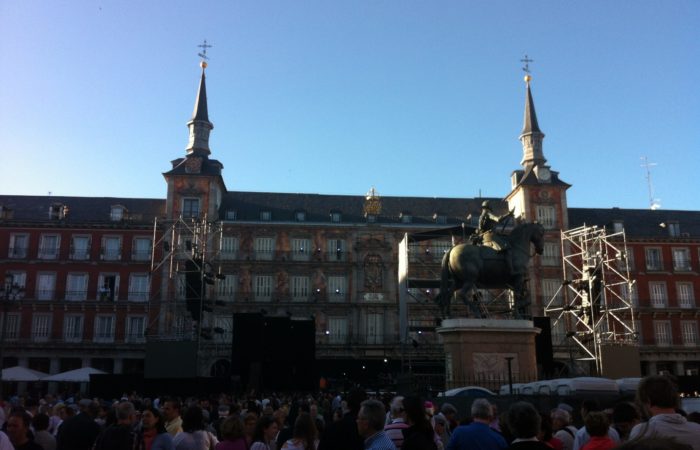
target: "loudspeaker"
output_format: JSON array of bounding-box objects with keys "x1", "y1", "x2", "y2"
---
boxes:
[{"x1": 533, "y1": 316, "x2": 554, "y2": 369}]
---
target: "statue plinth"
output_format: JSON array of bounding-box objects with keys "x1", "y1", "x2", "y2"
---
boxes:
[{"x1": 437, "y1": 318, "x2": 540, "y2": 391}]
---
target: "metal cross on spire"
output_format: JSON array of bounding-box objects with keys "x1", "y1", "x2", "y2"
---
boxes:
[
  {"x1": 521, "y1": 54, "x2": 534, "y2": 74},
  {"x1": 198, "y1": 40, "x2": 213, "y2": 61}
]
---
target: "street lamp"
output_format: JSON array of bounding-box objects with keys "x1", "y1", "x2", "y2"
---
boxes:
[{"x1": 0, "y1": 274, "x2": 22, "y2": 400}]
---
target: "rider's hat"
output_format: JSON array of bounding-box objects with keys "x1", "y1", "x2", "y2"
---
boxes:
[{"x1": 481, "y1": 200, "x2": 491, "y2": 210}]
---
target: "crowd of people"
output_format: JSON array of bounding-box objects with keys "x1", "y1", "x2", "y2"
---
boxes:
[{"x1": 0, "y1": 374, "x2": 698, "y2": 450}]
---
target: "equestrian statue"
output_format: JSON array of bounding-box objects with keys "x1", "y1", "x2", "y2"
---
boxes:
[{"x1": 436, "y1": 201, "x2": 545, "y2": 319}]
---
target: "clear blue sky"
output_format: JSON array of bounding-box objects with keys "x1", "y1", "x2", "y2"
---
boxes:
[{"x1": 1, "y1": 1, "x2": 698, "y2": 210}]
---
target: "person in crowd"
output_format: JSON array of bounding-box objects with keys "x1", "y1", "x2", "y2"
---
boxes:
[
  {"x1": 401, "y1": 396, "x2": 437, "y2": 450},
  {"x1": 32, "y1": 413, "x2": 56, "y2": 450},
  {"x1": 214, "y1": 415, "x2": 246, "y2": 450},
  {"x1": 432, "y1": 414, "x2": 448, "y2": 450},
  {"x1": 173, "y1": 405, "x2": 219, "y2": 450},
  {"x1": 6, "y1": 410, "x2": 43, "y2": 450},
  {"x1": 163, "y1": 399, "x2": 184, "y2": 436},
  {"x1": 628, "y1": 375, "x2": 700, "y2": 450},
  {"x1": 550, "y1": 408, "x2": 576, "y2": 450},
  {"x1": 281, "y1": 412, "x2": 318, "y2": 450},
  {"x1": 572, "y1": 400, "x2": 619, "y2": 450},
  {"x1": 0, "y1": 430, "x2": 13, "y2": 450},
  {"x1": 93, "y1": 401, "x2": 139, "y2": 450},
  {"x1": 140, "y1": 406, "x2": 175, "y2": 450},
  {"x1": 610, "y1": 402, "x2": 639, "y2": 442},
  {"x1": 213, "y1": 404, "x2": 230, "y2": 440},
  {"x1": 506, "y1": 402, "x2": 550, "y2": 450},
  {"x1": 243, "y1": 412, "x2": 258, "y2": 447},
  {"x1": 579, "y1": 412, "x2": 614, "y2": 450},
  {"x1": 438, "y1": 403, "x2": 459, "y2": 436},
  {"x1": 48, "y1": 403, "x2": 66, "y2": 436},
  {"x1": 446, "y1": 398, "x2": 506, "y2": 450},
  {"x1": 356, "y1": 400, "x2": 396, "y2": 450},
  {"x1": 384, "y1": 396, "x2": 408, "y2": 449},
  {"x1": 538, "y1": 413, "x2": 563, "y2": 450},
  {"x1": 317, "y1": 388, "x2": 365, "y2": 450},
  {"x1": 250, "y1": 415, "x2": 279, "y2": 450},
  {"x1": 56, "y1": 398, "x2": 101, "y2": 450},
  {"x1": 614, "y1": 436, "x2": 693, "y2": 450}
]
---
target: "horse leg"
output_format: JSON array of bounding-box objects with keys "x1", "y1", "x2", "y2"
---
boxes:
[
  {"x1": 471, "y1": 290, "x2": 484, "y2": 319},
  {"x1": 457, "y1": 282, "x2": 474, "y2": 317}
]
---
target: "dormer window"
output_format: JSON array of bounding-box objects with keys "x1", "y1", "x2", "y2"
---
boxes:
[
  {"x1": 110, "y1": 205, "x2": 125, "y2": 221},
  {"x1": 0, "y1": 205, "x2": 11, "y2": 220},
  {"x1": 260, "y1": 211, "x2": 272, "y2": 221},
  {"x1": 668, "y1": 222, "x2": 680, "y2": 237},
  {"x1": 330, "y1": 212, "x2": 342, "y2": 223},
  {"x1": 225, "y1": 210, "x2": 237, "y2": 221},
  {"x1": 433, "y1": 213, "x2": 447, "y2": 224},
  {"x1": 366, "y1": 214, "x2": 376, "y2": 223},
  {"x1": 50, "y1": 203, "x2": 68, "y2": 220},
  {"x1": 612, "y1": 221, "x2": 624, "y2": 233},
  {"x1": 295, "y1": 211, "x2": 306, "y2": 222},
  {"x1": 400, "y1": 212, "x2": 412, "y2": 224}
]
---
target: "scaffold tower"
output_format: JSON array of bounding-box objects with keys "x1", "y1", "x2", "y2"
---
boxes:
[{"x1": 544, "y1": 224, "x2": 637, "y2": 375}]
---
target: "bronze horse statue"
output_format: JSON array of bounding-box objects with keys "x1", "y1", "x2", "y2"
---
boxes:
[{"x1": 436, "y1": 222, "x2": 545, "y2": 319}]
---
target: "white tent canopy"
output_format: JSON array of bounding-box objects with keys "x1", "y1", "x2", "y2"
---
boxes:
[
  {"x1": 1, "y1": 366, "x2": 48, "y2": 382},
  {"x1": 42, "y1": 367, "x2": 107, "y2": 382}
]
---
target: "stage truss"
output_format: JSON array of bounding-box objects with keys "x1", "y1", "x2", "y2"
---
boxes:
[{"x1": 544, "y1": 224, "x2": 637, "y2": 375}]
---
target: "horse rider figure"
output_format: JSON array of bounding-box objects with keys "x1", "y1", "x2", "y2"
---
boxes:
[{"x1": 476, "y1": 200, "x2": 516, "y2": 273}]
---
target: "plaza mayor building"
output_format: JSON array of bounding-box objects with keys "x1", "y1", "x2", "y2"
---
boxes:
[{"x1": 1, "y1": 61, "x2": 699, "y2": 391}]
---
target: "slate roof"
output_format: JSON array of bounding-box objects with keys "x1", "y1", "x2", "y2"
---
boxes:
[
  {"x1": 219, "y1": 191, "x2": 507, "y2": 225},
  {"x1": 0, "y1": 195, "x2": 165, "y2": 224},
  {"x1": 568, "y1": 207, "x2": 700, "y2": 239},
  {"x1": 511, "y1": 166, "x2": 570, "y2": 188}
]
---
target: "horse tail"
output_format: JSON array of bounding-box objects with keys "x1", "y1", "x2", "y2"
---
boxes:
[{"x1": 438, "y1": 247, "x2": 453, "y2": 305}]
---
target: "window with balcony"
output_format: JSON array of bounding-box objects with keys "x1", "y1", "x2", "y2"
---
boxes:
[
  {"x1": 328, "y1": 276, "x2": 347, "y2": 302},
  {"x1": 125, "y1": 316, "x2": 146, "y2": 343},
  {"x1": 36, "y1": 273, "x2": 56, "y2": 301},
  {"x1": 128, "y1": 274, "x2": 149, "y2": 302},
  {"x1": 542, "y1": 279, "x2": 563, "y2": 306},
  {"x1": 98, "y1": 274, "x2": 118, "y2": 301},
  {"x1": 213, "y1": 316, "x2": 232, "y2": 343},
  {"x1": 215, "y1": 275, "x2": 236, "y2": 302},
  {"x1": 291, "y1": 276, "x2": 310, "y2": 301},
  {"x1": 182, "y1": 198, "x2": 200, "y2": 219},
  {"x1": 677, "y1": 282, "x2": 695, "y2": 308},
  {"x1": 327, "y1": 317, "x2": 348, "y2": 344},
  {"x1": 672, "y1": 248, "x2": 691, "y2": 272},
  {"x1": 542, "y1": 242, "x2": 560, "y2": 266},
  {"x1": 101, "y1": 236, "x2": 122, "y2": 261},
  {"x1": 31, "y1": 314, "x2": 52, "y2": 342},
  {"x1": 38, "y1": 234, "x2": 60, "y2": 259},
  {"x1": 94, "y1": 315, "x2": 115, "y2": 343},
  {"x1": 536, "y1": 205, "x2": 557, "y2": 229},
  {"x1": 430, "y1": 241, "x2": 452, "y2": 258},
  {"x1": 254, "y1": 237, "x2": 275, "y2": 260},
  {"x1": 327, "y1": 239, "x2": 345, "y2": 261},
  {"x1": 681, "y1": 321, "x2": 698, "y2": 347},
  {"x1": 220, "y1": 236, "x2": 239, "y2": 260},
  {"x1": 65, "y1": 273, "x2": 88, "y2": 301},
  {"x1": 645, "y1": 248, "x2": 662, "y2": 271},
  {"x1": 366, "y1": 313, "x2": 384, "y2": 344},
  {"x1": 654, "y1": 321, "x2": 672, "y2": 346},
  {"x1": 291, "y1": 239, "x2": 310, "y2": 261},
  {"x1": 63, "y1": 315, "x2": 83, "y2": 342},
  {"x1": 1, "y1": 313, "x2": 19, "y2": 340},
  {"x1": 70, "y1": 235, "x2": 91, "y2": 260},
  {"x1": 618, "y1": 249, "x2": 635, "y2": 272},
  {"x1": 621, "y1": 282, "x2": 639, "y2": 307},
  {"x1": 132, "y1": 237, "x2": 152, "y2": 261},
  {"x1": 8, "y1": 233, "x2": 28, "y2": 258},
  {"x1": 254, "y1": 275, "x2": 273, "y2": 302},
  {"x1": 649, "y1": 282, "x2": 667, "y2": 308},
  {"x1": 3, "y1": 272, "x2": 25, "y2": 300}
]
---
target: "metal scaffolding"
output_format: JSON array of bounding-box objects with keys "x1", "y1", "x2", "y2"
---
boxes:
[{"x1": 544, "y1": 224, "x2": 637, "y2": 375}]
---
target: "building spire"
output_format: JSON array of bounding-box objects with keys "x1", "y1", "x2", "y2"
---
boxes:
[
  {"x1": 186, "y1": 41, "x2": 214, "y2": 156},
  {"x1": 518, "y1": 66, "x2": 546, "y2": 169}
]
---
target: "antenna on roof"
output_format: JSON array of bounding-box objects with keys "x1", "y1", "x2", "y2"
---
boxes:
[{"x1": 640, "y1": 156, "x2": 661, "y2": 210}]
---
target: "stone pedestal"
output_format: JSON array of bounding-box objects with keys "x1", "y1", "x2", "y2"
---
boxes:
[{"x1": 437, "y1": 318, "x2": 540, "y2": 390}]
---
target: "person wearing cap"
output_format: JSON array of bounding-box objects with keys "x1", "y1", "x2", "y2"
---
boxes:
[{"x1": 56, "y1": 398, "x2": 100, "y2": 450}]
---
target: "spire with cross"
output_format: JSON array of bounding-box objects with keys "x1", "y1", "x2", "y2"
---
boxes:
[
  {"x1": 198, "y1": 39, "x2": 213, "y2": 64},
  {"x1": 520, "y1": 54, "x2": 533, "y2": 75}
]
